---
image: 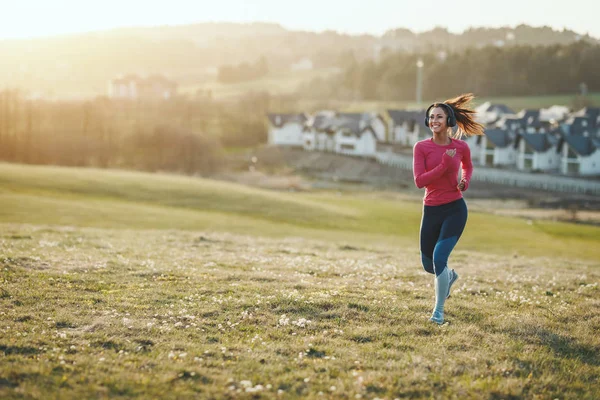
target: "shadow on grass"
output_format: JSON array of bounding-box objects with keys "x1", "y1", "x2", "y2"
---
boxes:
[
  {"x1": 0, "y1": 344, "x2": 41, "y2": 356},
  {"x1": 504, "y1": 324, "x2": 600, "y2": 366},
  {"x1": 0, "y1": 372, "x2": 42, "y2": 389}
]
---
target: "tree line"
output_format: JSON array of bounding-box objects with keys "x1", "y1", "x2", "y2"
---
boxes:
[
  {"x1": 218, "y1": 56, "x2": 269, "y2": 83},
  {"x1": 0, "y1": 91, "x2": 270, "y2": 175},
  {"x1": 299, "y1": 41, "x2": 600, "y2": 101}
]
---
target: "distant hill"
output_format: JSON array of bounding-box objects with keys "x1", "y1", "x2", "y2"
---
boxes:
[
  {"x1": 381, "y1": 24, "x2": 598, "y2": 51},
  {"x1": 1, "y1": 22, "x2": 597, "y2": 98}
]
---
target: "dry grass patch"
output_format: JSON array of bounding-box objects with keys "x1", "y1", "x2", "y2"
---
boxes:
[{"x1": 1, "y1": 224, "x2": 598, "y2": 399}]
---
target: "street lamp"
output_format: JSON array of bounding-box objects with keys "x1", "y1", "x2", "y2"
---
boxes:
[{"x1": 416, "y1": 58, "x2": 424, "y2": 107}]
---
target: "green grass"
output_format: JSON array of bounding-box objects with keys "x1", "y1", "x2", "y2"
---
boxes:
[
  {"x1": 1, "y1": 162, "x2": 598, "y2": 261},
  {"x1": 1, "y1": 225, "x2": 598, "y2": 399},
  {"x1": 180, "y1": 68, "x2": 340, "y2": 100},
  {"x1": 1, "y1": 162, "x2": 599, "y2": 399}
]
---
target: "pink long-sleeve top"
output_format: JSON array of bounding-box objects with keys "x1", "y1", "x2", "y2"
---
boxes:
[{"x1": 412, "y1": 138, "x2": 473, "y2": 206}]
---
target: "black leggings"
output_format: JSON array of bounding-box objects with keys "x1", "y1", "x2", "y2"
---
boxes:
[{"x1": 420, "y1": 198, "x2": 468, "y2": 277}]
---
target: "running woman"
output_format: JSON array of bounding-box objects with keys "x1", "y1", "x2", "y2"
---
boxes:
[{"x1": 413, "y1": 93, "x2": 485, "y2": 324}]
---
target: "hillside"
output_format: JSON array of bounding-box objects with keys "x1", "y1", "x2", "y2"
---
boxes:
[
  {"x1": 1, "y1": 22, "x2": 597, "y2": 98},
  {"x1": 1, "y1": 162, "x2": 599, "y2": 260},
  {"x1": 0, "y1": 161, "x2": 599, "y2": 399}
]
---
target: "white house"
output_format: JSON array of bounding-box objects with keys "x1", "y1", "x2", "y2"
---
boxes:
[
  {"x1": 335, "y1": 112, "x2": 387, "y2": 142},
  {"x1": 302, "y1": 111, "x2": 336, "y2": 151},
  {"x1": 108, "y1": 74, "x2": 177, "y2": 100},
  {"x1": 300, "y1": 112, "x2": 384, "y2": 155},
  {"x1": 302, "y1": 127, "x2": 316, "y2": 151},
  {"x1": 559, "y1": 134, "x2": 600, "y2": 176},
  {"x1": 480, "y1": 128, "x2": 517, "y2": 167},
  {"x1": 334, "y1": 125, "x2": 378, "y2": 157},
  {"x1": 291, "y1": 58, "x2": 314, "y2": 71},
  {"x1": 316, "y1": 130, "x2": 336, "y2": 152},
  {"x1": 108, "y1": 75, "x2": 139, "y2": 99},
  {"x1": 387, "y1": 110, "x2": 426, "y2": 146},
  {"x1": 267, "y1": 113, "x2": 308, "y2": 147},
  {"x1": 515, "y1": 132, "x2": 561, "y2": 172},
  {"x1": 463, "y1": 135, "x2": 485, "y2": 165}
]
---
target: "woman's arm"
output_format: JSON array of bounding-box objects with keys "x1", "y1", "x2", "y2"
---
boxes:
[
  {"x1": 413, "y1": 143, "x2": 451, "y2": 189},
  {"x1": 459, "y1": 144, "x2": 473, "y2": 191}
]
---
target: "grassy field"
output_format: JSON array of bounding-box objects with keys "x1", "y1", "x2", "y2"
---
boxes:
[
  {"x1": 1, "y1": 163, "x2": 599, "y2": 399},
  {"x1": 180, "y1": 68, "x2": 341, "y2": 100}
]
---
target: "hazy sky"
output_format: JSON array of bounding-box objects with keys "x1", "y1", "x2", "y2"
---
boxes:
[{"x1": 2, "y1": 0, "x2": 599, "y2": 39}]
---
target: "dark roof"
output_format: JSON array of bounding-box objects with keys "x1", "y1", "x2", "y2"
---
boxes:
[
  {"x1": 518, "y1": 109, "x2": 540, "y2": 121},
  {"x1": 574, "y1": 107, "x2": 600, "y2": 127},
  {"x1": 332, "y1": 112, "x2": 385, "y2": 135},
  {"x1": 267, "y1": 113, "x2": 308, "y2": 127},
  {"x1": 359, "y1": 126, "x2": 377, "y2": 138},
  {"x1": 387, "y1": 109, "x2": 425, "y2": 125},
  {"x1": 485, "y1": 128, "x2": 513, "y2": 148},
  {"x1": 567, "y1": 116, "x2": 594, "y2": 135},
  {"x1": 336, "y1": 112, "x2": 363, "y2": 120},
  {"x1": 336, "y1": 116, "x2": 362, "y2": 135},
  {"x1": 520, "y1": 133, "x2": 554, "y2": 152},
  {"x1": 498, "y1": 115, "x2": 526, "y2": 130},
  {"x1": 562, "y1": 135, "x2": 597, "y2": 156},
  {"x1": 545, "y1": 129, "x2": 562, "y2": 145},
  {"x1": 311, "y1": 114, "x2": 334, "y2": 130}
]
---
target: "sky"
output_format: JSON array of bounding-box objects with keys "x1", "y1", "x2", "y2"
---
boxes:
[{"x1": 1, "y1": 0, "x2": 599, "y2": 40}]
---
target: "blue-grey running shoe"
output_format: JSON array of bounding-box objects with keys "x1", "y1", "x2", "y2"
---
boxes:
[
  {"x1": 446, "y1": 269, "x2": 459, "y2": 299},
  {"x1": 429, "y1": 311, "x2": 444, "y2": 325}
]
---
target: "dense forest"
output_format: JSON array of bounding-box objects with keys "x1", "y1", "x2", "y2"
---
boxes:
[{"x1": 299, "y1": 41, "x2": 600, "y2": 101}]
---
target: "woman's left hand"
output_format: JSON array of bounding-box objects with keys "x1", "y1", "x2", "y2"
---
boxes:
[{"x1": 457, "y1": 180, "x2": 466, "y2": 191}]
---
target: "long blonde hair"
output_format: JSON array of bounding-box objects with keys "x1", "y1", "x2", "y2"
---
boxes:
[{"x1": 431, "y1": 93, "x2": 485, "y2": 138}]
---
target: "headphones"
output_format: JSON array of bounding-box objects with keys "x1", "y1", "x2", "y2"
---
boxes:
[{"x1": 425, "y1": 103, "x2": 456, "y2": 128}]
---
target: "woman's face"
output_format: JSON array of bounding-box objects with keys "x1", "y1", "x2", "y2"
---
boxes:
[{"x1": 428, "y1": 106, "x2": 448, "y2": 134}]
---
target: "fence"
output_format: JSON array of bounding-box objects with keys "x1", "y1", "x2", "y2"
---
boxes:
[{"x1": 374, "y1": 152, "x2": 600, "y2": 195}]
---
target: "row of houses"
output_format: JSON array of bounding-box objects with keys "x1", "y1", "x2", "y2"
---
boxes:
[{"x1": 267, "y1": 104, "x2": 600, "y2": 176}]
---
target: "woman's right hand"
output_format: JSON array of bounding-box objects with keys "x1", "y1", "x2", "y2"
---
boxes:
[{"x1": 442, "y1": 148, "x2": 458, "y2": 171}]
